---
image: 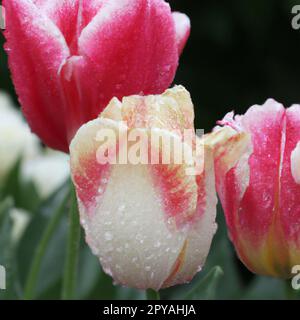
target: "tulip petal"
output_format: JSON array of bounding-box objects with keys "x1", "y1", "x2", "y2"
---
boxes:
[
  {"x1": 204, "y1": 126, "x2": 251, "y2": 178},
  {"x1": 70, "y1": 119, "x2": 189, "y2": 290},
  {"x1": 280, "y1": 105, "x2": 300, "y2": 258},
  {"x1": 71, "y1": 121, "x2": 215, "y2": 290},
  {"x1": 76, "y1": 0, "x2": 179, "y2": 118},
  {"x1": 162, "y1": 144, "x2": 218, "y2": 287},
  {"x1": 172, "y1": 12, "x2": 191, "y2": 55},
  {"x1": 33, "y1": 0, "x2": 107, "y2": 53},
  {"x1": 33, "y1": 0, "x2": 80, "y2": 52},
  {"x1": 226, "y1": 100, "x2": 285, "y2": 247},
  {"x1": 120, "y1": 85, "x2": 195, "y2": 133},
  {"x1": 3, "y1": 0, "x2": 70, "y2": 151}
]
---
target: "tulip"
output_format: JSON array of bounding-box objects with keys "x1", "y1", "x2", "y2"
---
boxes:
[
  {"x1": 215, "y1": 99, "x2": 300, "y2": 278},
  {"x1": 0, "y1": 91, "x2": 39, "y2": 180},
  {"x1": 69, "y1": 85, "x2": 248, "y2": 290},
  {"x1": 3, "y1": 0, "x2": 190, "y2": 153}
]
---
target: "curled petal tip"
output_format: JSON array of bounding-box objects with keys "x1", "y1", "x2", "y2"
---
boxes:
[{"x1": 172, "y1": 12, "x2": 191, "y2": 54}]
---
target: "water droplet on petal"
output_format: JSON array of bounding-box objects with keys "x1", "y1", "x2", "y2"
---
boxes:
[
  {"x1": 154, "y1": 241, "x2": 161, "y2": 248},
  {"x1": 104, "y1": 232, "x2": 113, "y2": 241}
]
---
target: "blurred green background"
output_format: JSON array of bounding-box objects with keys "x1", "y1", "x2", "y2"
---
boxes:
[{"x1": 0, "y1": 0, "x2": 300, "y2": 300}]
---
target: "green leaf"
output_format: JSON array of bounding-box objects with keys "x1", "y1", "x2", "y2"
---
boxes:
[
  {"x1": 0, "y1": 197, "x2": 21, "y2": 299},
  {"x1": 17, "y1": 181, "x2": 69, "y2": 299},
  {"x1": 146, "y1": 289, "x2": 160, "y2": 300},
  {"x1": 61, "y1": 185, "x2": 81, "y2": 300},
  {"x1": 75, "y1": 242, "x2": 102, "y2": 299},
  {"x1": 242, "y1": 277, "x2": 286, "y2": 300},
  {"x1": 184, "y1": 266, "x2": 224, "y2": 300},
  {"x1": 87, "y1": 270, "x2": 145, "y2": 300},
  {"x1": 0, "y1": 159, "x2": 41, "y2": 212}
]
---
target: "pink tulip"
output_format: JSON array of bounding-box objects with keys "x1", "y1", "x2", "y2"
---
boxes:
[
  {"x1": 215, "y1": 99, "x2": 300, "y2": 278},
  {"x1": 2, "y1": 0, "x2": 190, "y2": 152}
]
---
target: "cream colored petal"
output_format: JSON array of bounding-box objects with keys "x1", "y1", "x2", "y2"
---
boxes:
[
  {"x1": 163, "y1": 146, "x2": 217, "y2": 287},
  {"x1": 203, "y1": 126, "x2": 252, "y2": 176},
  {"x1": 120, "y1": 85, "x2": 194, "y2": 133}
]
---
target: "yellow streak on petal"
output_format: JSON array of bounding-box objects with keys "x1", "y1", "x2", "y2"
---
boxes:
[
  {"x1": 162, "y1": 240, "x2": 188, "y2": 288},
  {"x1": 203, "y1": 126, "x2": 252, "y2": 175}
]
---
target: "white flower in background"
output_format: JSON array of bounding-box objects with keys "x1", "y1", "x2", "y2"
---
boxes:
[
  {"x1": 0, "y1": 91, "x2": 70, "y2": 197},
  {"x1": 22, "y1": 150, "x2": 69, "y2": 199},
  {"x1": 10, "y1": 208, "x2": 30, "y2": 243},
  {"x1": 0, "y1": 91, "x2": 39, "y2": 179}
]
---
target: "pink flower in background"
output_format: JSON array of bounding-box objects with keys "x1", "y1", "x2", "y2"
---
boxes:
[
  {"x1": 3, "y1": 0, "x2": 190, "y2": 152},
  {"x1": 216, "y1": 100, "x2": 300, "y2": 278}
]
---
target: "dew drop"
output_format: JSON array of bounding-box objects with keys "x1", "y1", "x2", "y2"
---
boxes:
[
  {"x1": 104, "y1": 232, "x2": 113, "y2": 241},
  {"x1": 98, "y1": 187, "x2": 103, "y2": 193},
  {"x1": 154, "y1": 241, "x2": 161, "y2": 248}
]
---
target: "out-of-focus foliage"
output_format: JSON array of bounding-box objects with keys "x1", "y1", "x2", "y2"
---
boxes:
[{"x1": 0, "y1": 0, "x2": 300, "y2": 299}]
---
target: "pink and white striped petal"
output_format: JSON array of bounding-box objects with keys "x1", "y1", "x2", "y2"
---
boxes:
[
  {"x1": 3, "y1": 0, "x2": 70, "y2": 151},
  {"x1": 216, "y1": 99, "x2": 300, "y2": 277}
]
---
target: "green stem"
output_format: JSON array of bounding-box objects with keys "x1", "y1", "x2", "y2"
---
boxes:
[
  {"x1": 61, "y1": 185, "x2": 81, "y2": 300},
  {"x1": 146, "y1": 289, "x2": 160, "y2": 300},
  {"x1": 24, "y1": 190, "x2": 69, "y2": 300}
]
